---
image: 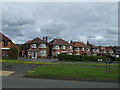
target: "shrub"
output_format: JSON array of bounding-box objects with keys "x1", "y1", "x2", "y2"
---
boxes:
[{"x1": 58, "y1": 54, "x2": 104, "y2": 61}]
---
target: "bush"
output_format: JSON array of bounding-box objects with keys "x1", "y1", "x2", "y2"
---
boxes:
[{"x1": 58, "y1": 54, "x2": 104, "y2": 61}]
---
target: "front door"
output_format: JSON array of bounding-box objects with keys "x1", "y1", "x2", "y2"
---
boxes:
[{"x1": 32, "y1": 52, "x2": 37, "y2": 58}]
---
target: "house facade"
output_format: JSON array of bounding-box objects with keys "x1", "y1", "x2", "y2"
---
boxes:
[
  {"x1": 49, "y1": 39, "x2": 73, "y2": 57},
  {"x1": 87, "y1": 43, "x2": 100, "y2": 56},
  {"x1": 0, "y1": 32, "x2": 19, "y2": 58},
  {"x1": 23, "y1": 37, "x2": 48, "y2": 58},
  {"x1": 71, "y1": 41, "x2": 91, "y2": 55}
]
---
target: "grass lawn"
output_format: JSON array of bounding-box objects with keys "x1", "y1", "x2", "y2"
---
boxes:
[
  {"x1": 25, "y1": 66, "x2": 118, "y2": 80},
  {"x1": 0, "y1": 59, "x2": 119, "y2": 67}
]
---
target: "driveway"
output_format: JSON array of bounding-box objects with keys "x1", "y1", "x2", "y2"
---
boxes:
[{"x1": 2, "y1": 63, "x2": 39, "y2": 77}]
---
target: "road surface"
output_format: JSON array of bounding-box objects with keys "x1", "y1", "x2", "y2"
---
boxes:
[{"x1": 2, "y1": 76, "x2": 118, "y2": 88}]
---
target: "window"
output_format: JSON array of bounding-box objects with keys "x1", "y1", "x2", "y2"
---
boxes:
[
  {"x1": 69, "y1": 46, "x2": 72, "y2": 49},
  {"x1": 74, "y1": 53, "x2": 80, "y2": 55},
  {"x1": 53, "y1": 45, "x2": 60, "y2": 49},
  {"x1": 92, "y1": 49, "x2": 97, "y2": 52},
  {"x1": 86, "y1": 48, "x2": 90, "y2": 51},
  {"x1": 62, "y1": 45, "x2": 66, "y2": 50},
  {"x1": 39, "y1": 44, "x2": 46, "y2": 48},
  {"x1": 28, "y1": 52, "x2": 31, "y2": 55},
  {"x1": 4, "y1": 40, "x2": 8, "y2": 46},
  {"x1": 74, "y1": 47, "x2": 80, "y2": 51},
  {"x1": 81, "y1": 48, "x2": 85, "y2": 51},
  {"x1": 67, "y1": 53, "x2": 72, "y2": 55},
  {"x1": 40, "y1": 51, "x2": 46, "y2": 56},
  {"x1": 32, "y1": 44, "x2": 36, "y2": 48},
  {"x1": 54, "y1": 52, "x2": 60, "y2": 55}
]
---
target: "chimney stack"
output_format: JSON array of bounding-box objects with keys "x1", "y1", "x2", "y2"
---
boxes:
[
  {"x1": 70, "y1": 40, "x2": 73, "y2": 44},
  {"x1": 45, "y1": 36, "x2": 48, "y2": 42},
  {"x1": 43, "y1": 37, "x2": 45, "y2": 41}
]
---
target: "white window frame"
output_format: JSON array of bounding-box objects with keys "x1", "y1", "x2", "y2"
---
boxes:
[
  {"x1": 62, "y1": 45, "x2": 66, "y2": 50},
  {"x1": 74, "y1": 53, "x2": 80, "y2": 55},
  {"x1": 86, "y1": 48, "x2": 90, "y2": 51},
  {"x1": 32, "y1": 44, "x2": 36, "y2": 48},
  {"x1": 81, "y1": 48, "x2": 85, "y2": 51},
  {"x1": 39, "y1": 44, "x2": 46, "y2": 48},
  {"x1": 74, "y1": 47, "x2": 80, "y2": 51},
  {"x1": 54, "y1": 52, "x2": 60, "y2": 55},
  {"x1": 53, "y1": 45, "x2": 60, "y2": 49},
  {"x1": 67, "y1": 53, "x2": 72, "y2": 55},
  {"x1": 28, "y1": 52, "x2": 31, "y2": 55},
  {"x1": 40, "y1": 51, "x2": 46, "y2": 56},
  {"x1": 69, "y1": 46, "x2": 72, "y2": 49}
]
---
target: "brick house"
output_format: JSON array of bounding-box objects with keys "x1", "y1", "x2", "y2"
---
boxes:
[
  {"x1": 49, "y1": 38, "x2": 73, "y2": 57},
  {"x1": 71, "y1": 41, "x2": 91, "y2": 55},
  {"x1": 0, "y1": 32, "x2": 19, "y2": 58},
  {"x1": 98, "y1": 46, "x2": 107, "y2": 56},
  {"x1": 104, "y1": 46, "x2": 114, "y2": 54},
  {"x1": 87, "y1": 43, "x2": 100, "y2": 56},
  {"x1": 111, "y1": 46, "x2": 120, "y2": 55},
  {"x1": 23, "y1": 37, "x2": 48, "y2": 58}
]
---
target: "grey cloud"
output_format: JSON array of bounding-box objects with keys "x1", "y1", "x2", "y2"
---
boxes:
[
  {"x1": 106, "y1": 29, "x2": 118, "y2": 35},
  {"x1": 1, "y1": 2, "x2": 118, "y2": 46}
]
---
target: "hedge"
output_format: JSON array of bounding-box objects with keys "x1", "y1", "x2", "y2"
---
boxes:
[
  {"x1": 2, "y1": 48, "x2": 18, "y2": 59},
  {"x1": 58, "y1": 54, "x2": 105, "y2": 61}
]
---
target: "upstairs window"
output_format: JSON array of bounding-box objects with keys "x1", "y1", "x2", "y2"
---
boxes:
[
  {"x1": 32, "y1": 44, "x2": 36, "y2": 48},
  {"x1": 4, "y1": 40, "x2": 8, "y2": 46},
  {"x1": 92, "y1": 49, "x2": 96, "y2": 52},
  {"x1": 39, "y1": 44, "x2": 46, "y2": 48},
  {"x1": 86, "y1": 48, "x2": 90, "y2": 51},
  {"x1": 69, "y1": 46, "x2": 72, "y2": 49},
  {"x1": 62, "y1": 45, "x2": 66, "y2": 50},
  {"x1": 81, "y1": 48, "x2": 85, "y2": 51},
  {"x1": 53, "y1": 45, "x2": 60, "y2": 49},
  {"x1": 74, "y1": 47, "x2": 80, "y2": 51}
]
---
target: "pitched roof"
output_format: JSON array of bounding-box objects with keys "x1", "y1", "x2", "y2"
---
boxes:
[
  {"x1": 72, "y1": 42, "x2": 90, "y2": 48},
  {"x1": 0, "y1": 32, "x2": 11, "y2": 41},
  {"x1": 49, "y1": 38, "x2": 71, "y2": 46},
  {"x1": 25, "y1": 40, "x2": 32, "y2": 44},
  {"x1": 87, "y1": 44, "x2": 98, "y2": 48},
  {"x1": 25, "y1": 37, "x2": 47, "y2": 44}
]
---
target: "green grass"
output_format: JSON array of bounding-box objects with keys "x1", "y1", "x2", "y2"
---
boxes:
[
  {"x1": 26, "y1": 66, "x2": 118, "y2": 80},
  {"x1": 0, "y1": 59, "x2": 119, "y2": 67}
]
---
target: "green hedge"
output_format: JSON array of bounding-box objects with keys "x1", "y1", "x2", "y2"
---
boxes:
[
  {"x1": 2, "y1": 48, "x2": 18, "y2": 60},
  {"x1": 58, "y1": 54, "x2": 105, "y2": 61}
]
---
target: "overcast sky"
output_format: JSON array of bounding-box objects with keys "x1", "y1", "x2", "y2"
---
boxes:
[{"x1": 1, "y1": 2, "x2": 118, "y2": 46}]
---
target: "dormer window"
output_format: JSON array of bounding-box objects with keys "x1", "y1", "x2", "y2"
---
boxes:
[
  {"x1": 39, "y1": 44, "x2": 46, "y2": 48},
  {"x1": 4, "y1": 40, "x2": 8, "y2": 46},
  {"x1": 32, "y1": 44, "x2": 36, "y2": 48},
  {"x1": 53, "y1": 45, "x2": 60, "y2": 49}
]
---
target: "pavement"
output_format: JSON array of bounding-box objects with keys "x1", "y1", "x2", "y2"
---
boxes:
[{"x1": 0, "y1": 71, "x2": 15, "y2": 76}]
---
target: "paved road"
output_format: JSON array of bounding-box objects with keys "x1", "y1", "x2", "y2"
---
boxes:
[{"x1": 2, "y1": 76, "x2": 118, "y2": 88}]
